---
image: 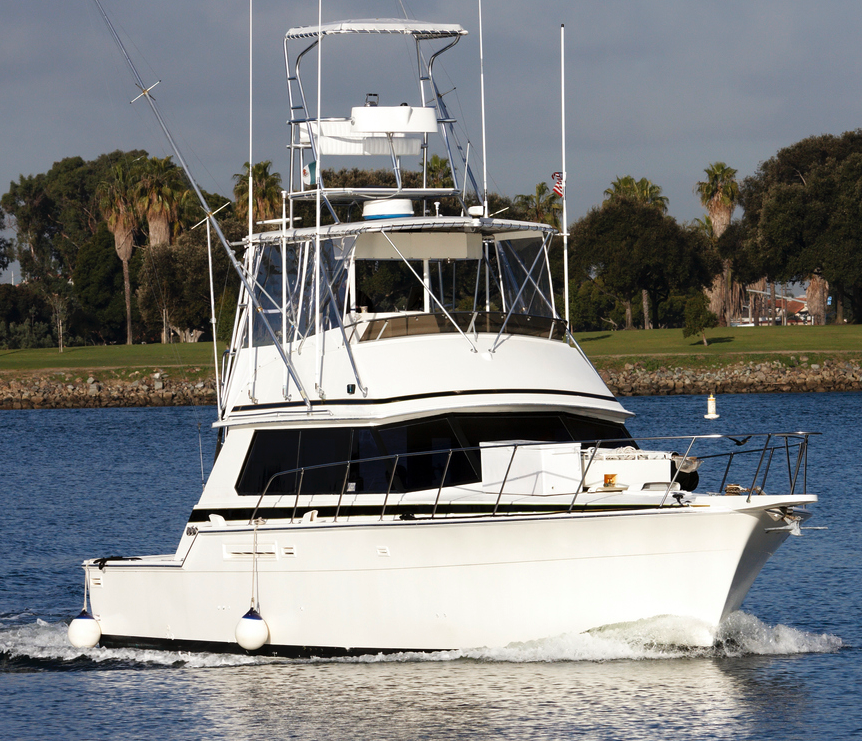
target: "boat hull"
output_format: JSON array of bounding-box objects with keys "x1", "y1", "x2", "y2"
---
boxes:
[{"x1": 88, "y1": 501, "x2": 797, "y2": 656}]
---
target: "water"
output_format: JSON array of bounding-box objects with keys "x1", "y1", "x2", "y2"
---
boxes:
[{"x1": 1, "y1": 394, "x2": 860, "y2": 740}]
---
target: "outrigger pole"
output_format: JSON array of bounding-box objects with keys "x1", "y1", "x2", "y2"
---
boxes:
[{"x1": 92, "y1": 0, "x2": 312, "y2": 411}]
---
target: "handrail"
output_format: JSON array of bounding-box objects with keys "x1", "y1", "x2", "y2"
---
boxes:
[
  {"x1": 380, "y1": 454, "x2": 400, "y2": 521},
  {"x1": 759, "y1": 447, "x2": 776, "y2": 496},
  {"x1": 659, "y1": 435, "x2": 698, "y2": 508},
  {"x1": 237, "y1": 432, "x2": 818, "y2": 524},
  {"x1": 432, "y1": 451, "x2": 453, "y2": 518},
  {"x1": 568, "y1": 445, "x2": 598, "y2": 511},
  {"x1": 748, "y1": 434, "x2": 772, "y2": 502},
  {"x1": 792, "y1": 435, "x2": 806, "y2": 495},
  {"x1": 492, "y1": 444, "x2": 519, "y2": 516},
  {"x1": 718, "y1": 451, "x2": 735, "y2": 494}
]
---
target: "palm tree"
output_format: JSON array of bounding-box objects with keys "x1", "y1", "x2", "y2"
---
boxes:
[
  {"x1": 604, "y1": 176, "x2": 669, "y2": 214},
  {"x1": 98, "y1": 164, "x2": 139, "y2": 344},
  {"x1": 424, "y1": 153, "x2": 453, "y2": 189},
  {"x1": 695, "y1": 162, "x2": 739, "y2": 237},
  {"x1": 692, "y1": 215, "x2": 714, "y2": 239},
  {"x1": 233, "y1": 161, "x2": 283, "y2": 226},
  {"x1": 807, "y1": 274, "x2": 829, "y2": 325},
  {"x1": 696, "y1": 162, "x2": 740, "y2": 326},
  {"x1": 514, "y1": 182, "x2": 561, "y2": 228},
  {"x1": 137, "y1": 156, "x2": 185, "y2": 246},
  {"x1": 603, "y1": 176, "x2": 669, "y2": 328}
]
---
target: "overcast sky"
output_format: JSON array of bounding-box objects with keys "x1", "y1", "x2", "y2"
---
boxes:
[{"x1": 3, "y1": 0, "x2": 862, "y2": 282}]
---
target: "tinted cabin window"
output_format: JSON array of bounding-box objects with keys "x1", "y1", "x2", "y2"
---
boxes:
[
  {"x1": 235, "y1": 412, "x2": 631, "y2": 495},
  {"x1": 236, "y1": 429, "x2": 352, "y2": 496}
]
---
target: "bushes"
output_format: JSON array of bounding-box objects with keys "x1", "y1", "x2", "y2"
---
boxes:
[{"x1": 0, "y1": 319, "x2": 55, "y2": 349}]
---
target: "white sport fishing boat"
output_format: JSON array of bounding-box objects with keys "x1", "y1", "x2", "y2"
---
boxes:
[{"x1": 70, "y1": 16, "x2": 818, "y2": 657}]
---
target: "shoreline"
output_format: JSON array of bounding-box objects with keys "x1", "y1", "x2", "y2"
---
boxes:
[
  {"x1": 598, "y1": 357, "x2": 862, "y2": 396},
  {"x1": 1, "y1": 355, "x2": 861, "y2": 409},
  {"x1": 0, "y1": 371, "x2": 216, "y2": 410}
]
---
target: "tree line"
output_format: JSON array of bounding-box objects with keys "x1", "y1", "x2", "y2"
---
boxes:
[
  {"x1": 0, "y1": 151, "x2": 260, "y2": 349},
  {"x1": 0, "y1": 151, "x2": 541, "y2": 349},
  {"x1": 561, "y1": 131, "x2": 862, "y2": 333},
  {"x1": 1, "y1": 132, "x2": 860, "y2": 350}
]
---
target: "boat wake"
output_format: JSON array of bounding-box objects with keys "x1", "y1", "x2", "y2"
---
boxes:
[
  {"x1": 347, "y1": 612, "x2": 843, "y2": 664},
  {"x1": 0, "y1": 612, "x2": 843, "y2": 670},
  {"x1": 714, "y1": 611, "x2": 844, "y2": 657},
  {"x1": 0, "y1": 620, "x2": 260, "y2": 671}
]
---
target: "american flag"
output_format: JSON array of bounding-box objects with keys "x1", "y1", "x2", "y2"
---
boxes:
[{"x1": 552, "y1": 172, "x2": 564, "y2": 197}]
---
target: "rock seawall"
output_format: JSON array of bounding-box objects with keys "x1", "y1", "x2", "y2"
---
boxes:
[
  {"x1": 1, "y1": 356, "x2": 861, "y2": 409},
  {"x1": 0, "y1": 371, "x2": 217, "y2": 410},
  {"x1": 599, "y1": 357, "x2": 862, "y2": 396}
]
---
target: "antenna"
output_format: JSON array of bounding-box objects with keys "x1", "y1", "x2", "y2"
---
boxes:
[
  {"x1": 478, "y1": 0, "x2": 489, "y2": 216},
  {"x1": 314, "y1": 0, "x2": 323, "y2": 393}
]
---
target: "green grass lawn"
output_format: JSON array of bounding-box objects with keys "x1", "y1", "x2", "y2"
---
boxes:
[
  {"x1": 0, "y1": 325, "x2": 860, "y2": 376},
  {"x1": 0, "y1": 343, "x2": 222, "y2": 379},
  {"x1": 575, "y1": 325, "x2": 862, "y2": 359}
]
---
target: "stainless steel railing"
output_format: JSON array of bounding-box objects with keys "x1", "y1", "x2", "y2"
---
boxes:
[{"x1": 246, "y1": 431, "x2": 817, "y2": 524}]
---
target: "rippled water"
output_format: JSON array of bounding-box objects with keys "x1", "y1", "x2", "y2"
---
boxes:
[{"x1": 2, "y1": 394, "x2": 860, "y2": 740}]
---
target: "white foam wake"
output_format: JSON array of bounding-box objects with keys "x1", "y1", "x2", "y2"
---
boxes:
[
  {"x1": 323, "y1": 612, "x2": 844, "y2": 664},
  {"x1": 0, "y1": 620, "x2": 264, "y2": 668},
  {"x1": 0, "y1": 611, "x2": 844, "y2": 668},
  {"x1": 715, "y1": 611, "x2": 844, "y2": 657}
]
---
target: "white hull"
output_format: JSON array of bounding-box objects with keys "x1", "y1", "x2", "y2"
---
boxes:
[{"x1": 89, "y1": 496, "x2": 806, "y2": 655}]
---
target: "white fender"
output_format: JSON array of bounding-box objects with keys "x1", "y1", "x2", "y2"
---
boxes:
[
  {"x1": 235, "y1": 607, "x2": 269, "y2": 651},
  {"x1": 68, "y1": 610, "x2": 101, "y2": 648}
]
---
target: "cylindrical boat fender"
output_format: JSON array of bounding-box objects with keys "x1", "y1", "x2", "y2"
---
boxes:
[
  {"x1": 68, "y1": 609, "x2": 101, "y2": 648},
  {"x1": 235, "y1": 607, "x2": 269, "y2": 651}
]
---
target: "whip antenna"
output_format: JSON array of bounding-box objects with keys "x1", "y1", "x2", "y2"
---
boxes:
[{"x1": 478, "y1": 0, "x2": 488, "y2": 216}]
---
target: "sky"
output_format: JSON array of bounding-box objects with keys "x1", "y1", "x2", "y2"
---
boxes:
[{"x1": 3, "y1": 0, "x2": 862, "y2": 282}]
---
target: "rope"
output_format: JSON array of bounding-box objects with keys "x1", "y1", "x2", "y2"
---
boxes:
[
  {"x1": 250, "y1": 519, "x2": 262, "y2": 611},
  {"x1": 82, "y1": 564, "x2": 90, "y2": 612}
]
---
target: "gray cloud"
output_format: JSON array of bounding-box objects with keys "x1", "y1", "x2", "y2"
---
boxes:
[{"x1": 2, "y1": 0, "x2": 860, "y2": 275}]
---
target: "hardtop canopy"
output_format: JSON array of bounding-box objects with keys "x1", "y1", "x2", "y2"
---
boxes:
[
  {"x1": 251, "y1": 216, "x2": 556, "y2": 246},
  {"x1": 285, "y1": 19, "x2": 467, "y2": 40}
]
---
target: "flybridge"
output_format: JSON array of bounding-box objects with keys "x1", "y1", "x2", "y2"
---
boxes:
[
  {"x1": 283, "y1": 18, "x2": 480, "y2": 218},
  {"x1": 206, "y1": 16, "x2": 573, "y2": 412},
  {"x1": 220, "y1": 223, "x2": 566, "y2": 415}
]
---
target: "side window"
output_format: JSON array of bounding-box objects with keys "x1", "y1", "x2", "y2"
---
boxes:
[
  {"x1": 235, "y1": 430, "x2": 300, "y2": 495},
  {"x1": 235, "y1": 414, "x2": 632, "y2": 495}
]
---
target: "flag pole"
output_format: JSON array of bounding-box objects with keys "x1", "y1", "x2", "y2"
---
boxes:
[{"x1": 560, "y1": 24, "x2": 569, "y2": 327}]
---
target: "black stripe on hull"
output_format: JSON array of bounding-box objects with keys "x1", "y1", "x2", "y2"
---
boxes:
[
  {"x1": 187, "y1": 502, "x2": 664, "y2": 523},
  {"x1": 230, "y1": 386, "x2": 617, "y2": 414},
  {"x1": 99, "y1": 634, "x2": 447, "y2": 659}
]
